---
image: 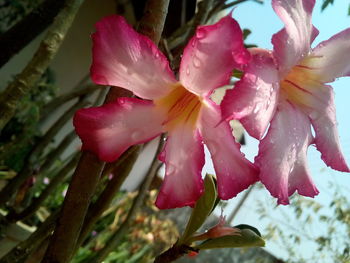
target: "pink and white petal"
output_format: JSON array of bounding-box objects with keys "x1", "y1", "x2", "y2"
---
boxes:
[
  {"x1": 91, "y1": 15, "x2": 176, "y2": 100},
  {"x1": 255, "y1": 101, "x2": 319, "y2": 205},
  {"x1": 272, "y1": 0, "x2": 318, "y2": 75},
  {"x1": 306, "y1": 28, "x2": 350, "y2": 83},
  {"x1": 179, "y1": 15, "x2": 249, "y2": 97},
  {"x1": 199, "y1": 100, "x2": 258, "y2": 200},
  {"x1": 221, "y1": 49, "x2": 280, "y2": 139},
  {"x1": 73, "y1": 98, "x2": 165, "y2": 162},
  {"x1": 155, "y1": 126, "x2": 205, "y2": 209},
  {"x1": 304, "y1": 86, "x2": 349, "y2": 172}
]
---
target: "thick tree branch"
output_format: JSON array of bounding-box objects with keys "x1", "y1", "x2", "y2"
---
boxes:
[
  {"x1": 87, "y1": 135, "x2": 165, "y2": 263},
  {"x1": 76, "y1": 145, "x2": 142, "y2": 248},
  {"x1": 41, "y1": 0, "x2": 170, "y2": 261},
  {"x1": 0, "y1": 0, "x2": 85, "y2": 132},
  {"x1": 0, "y1": 0, "x2": 66, "y2": 68}
]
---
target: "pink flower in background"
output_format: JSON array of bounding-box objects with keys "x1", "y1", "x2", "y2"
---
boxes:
[
  {"x1": 222, "y1": 0, "x2": 350, "y2": 204},
  {"x1": 74, "y1": 15, "x2": 258, "y2": 209}
]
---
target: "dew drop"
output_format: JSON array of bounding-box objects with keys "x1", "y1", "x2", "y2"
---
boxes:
[
  {"x1": 154, "y1": 52, "x2": 160, "y2": 59},
  {"x1": 186, "y1": 66, "x2": 190, "y2": 75},
  {"x1": 167, "y1": 164, "x2": 176, "y2": 175},
  {"x1": 253, "y1": 104, "x2": 261, "y2": 114},
  {"x1": 196, "y1": 28, "x2": 206, "y2": 39},
  {"x1": 193, "y1": 56, "x2": 201, "y2": 68},
  {"x1": 131, "y1": 130, "x2": 143, "y2": 140}
]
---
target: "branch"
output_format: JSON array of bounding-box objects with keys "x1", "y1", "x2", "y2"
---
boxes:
[
  {"x1": 6, "y1": 154, "x2": 79, "y2": 222},
  {"x1": 41, "y1": 152, "x2": 105, "y2": 263},
  {"x1": 0, "y1": 99, "x2": 89, "y2": 207},
  {"x1": 137, "y1": 0, "x2": 170, "y2": 45},
  {"x1": 41, "y1": 0, "x2": 170, "y2": 261},
  {"x1": 41, "y1": 85, "x2": 102, "y2": 121},
  {"x1": 0, "y1": 0, "x2": 85, "y2": 132},
  {"x1": 0, "y1": 0, "x2": 65, "y2": 68},
  {"x1": 0, "y1": 211, "x2": 59, "y2": 263},
  {"x1": 76, "y1": 145, "x2": 142, "y2": 248},
  {"x1": 154, "y1": 244, "x2": 198, "y2": 263},
  {"x1": 87, "y1": 135, "x2": 165, "y2": 263}
]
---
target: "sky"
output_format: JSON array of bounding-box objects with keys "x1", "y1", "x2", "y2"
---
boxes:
[{"x1": 205, "y1": 0, "x2": 350, "y2": 261}]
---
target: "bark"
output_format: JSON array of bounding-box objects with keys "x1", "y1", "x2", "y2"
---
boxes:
[{"x1": 0, "y1": 0, "x2": 85, "y2": 132}]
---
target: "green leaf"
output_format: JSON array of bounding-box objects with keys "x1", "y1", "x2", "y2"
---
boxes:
[
  {"x1": 235, "y1": 224, "x2": 262, "y2": 237},
  {"x1": 195, "y1": 229, "x2": 265, "y2": 250},
  {"x1": 242, "y1": 29, "x2": 251, "y2": 40},
  {"x1": 321, "y1": 0, "x2": 334, "y2": 11},
  {"x1": 232, "y1": 69, "x2": 243, "y2": 79},
  {"x1": 179, "y1": 174, "x2": 217, "y2": 244}
]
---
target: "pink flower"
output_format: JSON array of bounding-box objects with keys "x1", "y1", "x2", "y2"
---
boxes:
[
  {"x1": 73, "y1": 15, "x2": 258, "y2": 209},
  {"x1": 222, "y1": 0, "x2": 350, "y2": 205}
]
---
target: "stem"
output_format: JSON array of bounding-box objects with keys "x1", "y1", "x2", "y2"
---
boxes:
[
  {"x1": 41, "y1": 85, "x2": 102, "y2": 119},
  {"x1": 154, "y1": 244, "x2": 197, "y2": 263},
  {"x1": 0, "y1": 0, "x2": 66, "y2": 67},
  {"x1": 76, "y1": 145, "x2": 142, "y2": 248},
  {"x1": 0, "y1": 99, "x2": 89, "y2": 207},
  {"x1": 87, "y1": 135, "x2": 165, "y2": 263},
  {"x1": 137, "y1": 0, "x2": 170, "y2": 45},
  {"x1": 170, "y1": 0, "x2": 214, "y2": 70},
  {"x1": 41, "y1": 152, "x2": 105, "y2": 263},
  {"x1": 227, "y1": 184, "x2": 255, "y2": 224},
  {"x1": 0, "y1": 0, "x2": 85, "y2": 132},
  {"x1": 41, "y1": 0, "x2": 170, "y2": 261},
  {"x1": 0, "y1": 211, "x2": 59, "y2": 263},
  {"x1": 6, "y1": 154, "x2": 79, "y2": 222}
]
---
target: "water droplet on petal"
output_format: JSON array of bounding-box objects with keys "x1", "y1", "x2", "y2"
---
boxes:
[
  {"x1": 154, "y1": 52, "x2": 160, "y2": 59},
  {"x1": 186, "y1": 66, "x2": 190, "y2": 75},
  {"x1": 193, "y1": 56, "x2": 201, "y2": 68},
  {"x1": 131, "y1": 130, "x2": 143, "y2": 141},
  {"x1": 196, "y1": 28, "x2": 206, "y2": 39},
  {"x1": 167, "y1": 164, "x2": 176, "y2": 175}
]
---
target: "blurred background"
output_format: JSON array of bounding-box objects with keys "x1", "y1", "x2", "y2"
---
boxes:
[{"x1": 0, "y1": 0, "x2": 349, "y2": 262}]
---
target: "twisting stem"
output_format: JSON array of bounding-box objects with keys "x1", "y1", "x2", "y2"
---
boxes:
[
  {"x1": 87, "y1": 135, "x2": 165, "y2": 263},
  {"x1": 0, "y1": 0, "x2": 85, "y2": 132}
]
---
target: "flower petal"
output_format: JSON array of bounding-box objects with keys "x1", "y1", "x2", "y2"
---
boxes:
[
  {"x1": 155, "y1": 126, "x2": 204, "y2": 209},
  {"x1": 179, "y1": 15, "x2": 249, "y2": 97},
  {"x1": 221, "y1": 49, "x2": 280, "y2": 139},
  {"x1": 306, "y1": 86, "x2": 349, "y2": 172},
  {"x1": 199, "y1": 100, "x2": 258, "y2": 200},
  {"x1": 255, "y1": 101, "x2": 319, "y2": 205},
  {"x1": 73, "y1": 98, "x2": 165, "y2": 162},
  {"x1": 308, "y1": 28, "x2": 350, "y2": 82},
  {"x1": 91, "y1": 15, "x2": 176, "y2": 99},
  {"x1": 272, "y1": 0, "x2": 318, "y2": 75}
]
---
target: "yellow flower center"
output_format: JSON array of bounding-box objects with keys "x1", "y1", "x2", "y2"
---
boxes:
[
  {"x1": 154, "y1": 83, "x2": 202, "y2": 131},
  {"x1": 280, "y1": 55, "x2": 323, "y2": 106}
]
